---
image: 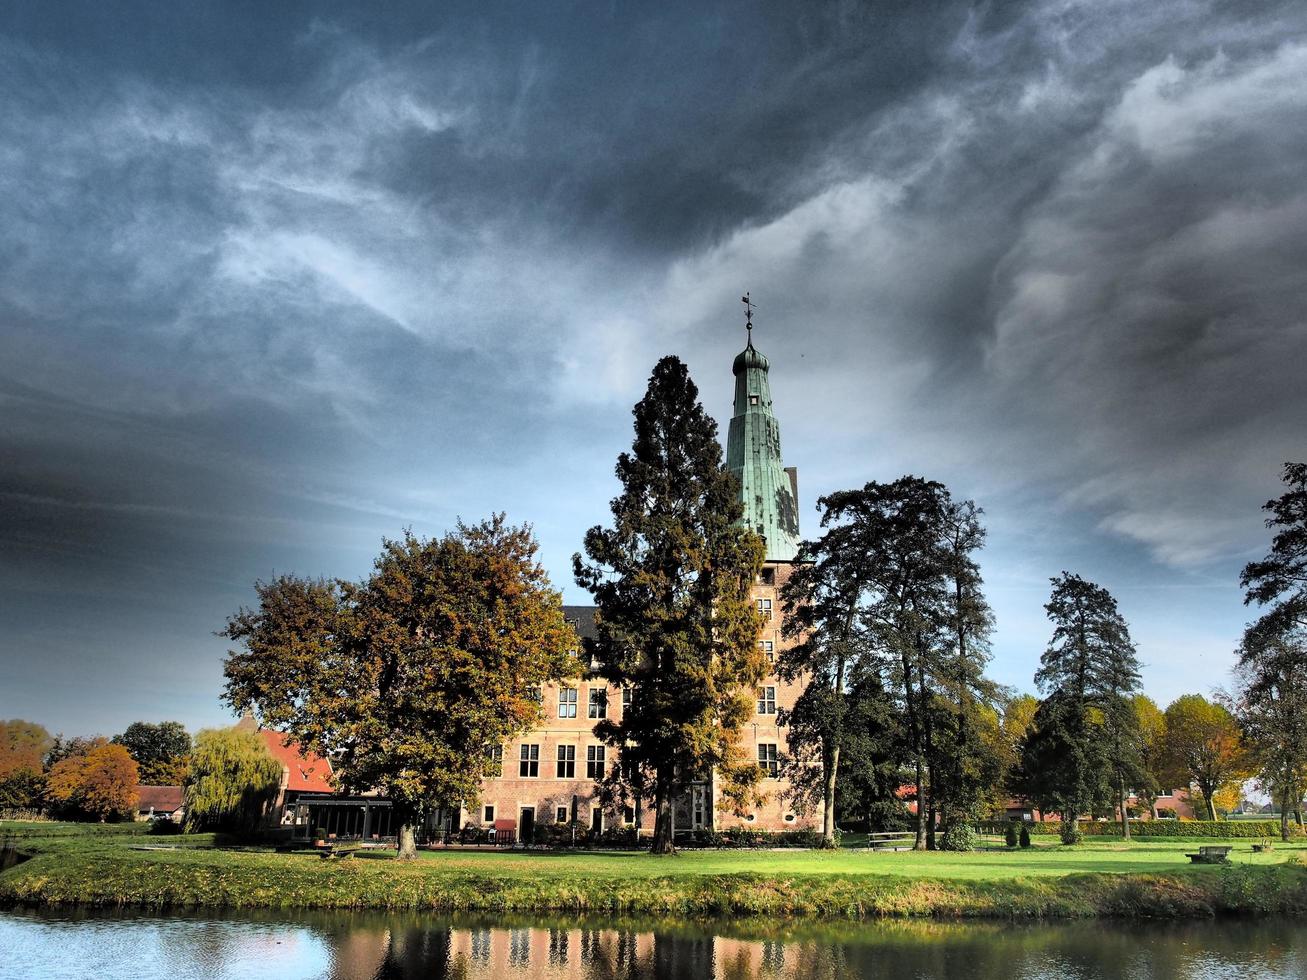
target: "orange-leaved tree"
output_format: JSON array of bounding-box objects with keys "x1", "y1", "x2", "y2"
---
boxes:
[{"x1": 46, "y1": 739, "x2": 139, "y2": 821}]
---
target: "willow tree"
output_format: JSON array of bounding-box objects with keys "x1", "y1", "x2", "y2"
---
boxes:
[
  {"x1": 574, "y1": 356, "x2": 766, "y2": 854},
  {"x1": 184, "y1": 727, "x2": 282, "y2": 832},
  {"x1": 224, "y1": 515, "x2": 579, "y2": 859}
]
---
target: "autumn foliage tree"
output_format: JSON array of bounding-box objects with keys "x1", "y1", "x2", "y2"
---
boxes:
[
  {"x1": 224, "y1": 515, "x2": 579, "y2": 859},
  {"x1": 0, "y1": 719, "x2": 52, "y2": 809},
  {"x1": 1159, "y1": 694, "x2": 1250, "y2": 821},
  {"x1": 574, "y1": 356, "x2": 765, "y2": 854},
  {"x1": 45, "y1": 739, "x2": 139, "y2": 821}
]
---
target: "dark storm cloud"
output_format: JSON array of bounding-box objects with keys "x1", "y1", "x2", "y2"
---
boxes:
[{"x1": 1, "y1": 0, "x2": 1305, "y2": 731}]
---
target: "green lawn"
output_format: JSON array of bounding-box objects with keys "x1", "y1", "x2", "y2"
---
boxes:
[
  {"x1": 4, "y1": 820, "x2": 1306, "y2": 918},
  {"x1": 387, "y1": 836, "x2": 1306, "y2": 880}
]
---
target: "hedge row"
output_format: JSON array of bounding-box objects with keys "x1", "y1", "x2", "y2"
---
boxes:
[{"x1": 1024, "y1": 820, "x2": 1292, "y2": 838}]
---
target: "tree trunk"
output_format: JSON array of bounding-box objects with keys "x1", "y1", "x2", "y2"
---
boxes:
[
  {"x1": 1204, "y1": 789, "x2": 1217, "y2": 822},
  {"x1": 396, "y1": 821, "x2": 418, "y2": 861},
  {"x1": 912, "y1": 756, "x2": 928, "y2": 850},
  {"x1": 1118, "y1": 774, "x2": 1130, "y2": 841},
  {"x1": 1281, "y1": 789, "x2": 1292, "y2": 842},
  {"x1": 650, "y1": 772, "x2": 675, "y2": 854},
  {"x1": 822, "y1": 740, "x2": 840, "y2": 847}
]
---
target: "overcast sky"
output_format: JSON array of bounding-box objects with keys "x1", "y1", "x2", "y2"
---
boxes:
[{"x1": 2, "y1": 1, "x2": 1304, "y2": 738}]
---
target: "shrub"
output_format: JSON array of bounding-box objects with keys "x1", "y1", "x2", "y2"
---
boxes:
[
  {"x1": 1030, "y1": 818, "x2": 1291, "y2": 839},
  {"x1": 941, "y1": 823, "x2": 978, "y2": 852},
  {"x1": 1005, "y1": 822, "x2": 1019, "y2": 848},
  {"x1": 1019, "y1": 823, "x2": 1032, "y2": 848},
  {"x1": 1060, "y1": 820, "x2": 1083, "y2": 845},
  {"x1": 147, "y1": 817, "x2": 182, "y2": 835}
]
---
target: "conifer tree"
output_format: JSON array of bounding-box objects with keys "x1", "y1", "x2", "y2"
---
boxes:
[
  {"x1": 574, "y1": 356, "x2": 766, "y2": 854},
  {"x1": 1234, "y1": 465, "x2": 1307, "y2": 839},
  {"x1": 1026, "y1": 572, "x2": 1144, "y2": 839},
  {"x1": 1231, "y1": 622, "x2": 1307, "y2": 840},
  {"x1": 1240, "y1": 462, "x2": 1307, "y2": 634}
]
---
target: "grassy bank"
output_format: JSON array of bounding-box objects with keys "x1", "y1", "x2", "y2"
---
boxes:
[{"x1": 4, "y1": 821, "x2": 1307, "y2": 920}]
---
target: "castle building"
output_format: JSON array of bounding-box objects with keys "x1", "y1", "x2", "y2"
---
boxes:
[{"x1": 460, "y1": 320, "x2": 812, "y2": 841}]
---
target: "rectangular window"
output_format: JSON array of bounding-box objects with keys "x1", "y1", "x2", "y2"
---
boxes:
[
  {"x1": 590, "y1": 807, "x2": 603, "y2": 833},
  {"x1": 588, "y1": 688, "x2": 608, "y2": 719},
  {"x1": 759, "y1": 567, "x2": 775, "y2": 585},
  {"x1": 759, "y1": 640, "x2": 774, "y2": 663},
  {"x1": 756, "y1": 598, "x2": 773, "y2": 619},
  {"x1": 757, "y1": 686, "x2": 777, "y2": 715},
  {"x1": 622, "y1": 687, "x2": 632, "y2": 711},
  {"x1": 484, "y1": 744, "x2": 504, "y2": 776},
  {"x1": 623, "y1": 805, "x2": 635, "y2": 825},
  {"x1": 519, "y1": 744, "x2": 539, "y2": 778},
  {"x1": 586, "y1": 744, "x2": 606, "y2": 780},
  {"x1": 556, "y1": 744, "x2": 576, "y2": 778},
  {"x1": 483, "y1": 804, "x2": 495, "y2": 823},
  {"x1": 556, "y1": 805, "x2": 568, "y2": 823},
  {"x1": 527, "y1": 684, "x2": 543, "y2": 703},
  {"x1": 758, "y1": 743, "x2": 779, "y2": 778},
  {"x1": 558, "y1": 687, "x2": 578, "y2": 719}
]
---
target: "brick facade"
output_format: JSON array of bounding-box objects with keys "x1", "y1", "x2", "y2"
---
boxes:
[{"x1": 459, "y1": 570, "x2": 814, "y2": 841}]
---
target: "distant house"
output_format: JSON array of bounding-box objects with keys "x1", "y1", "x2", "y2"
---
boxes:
[
  {"x1": 136, "y1": 784, "x2": 184, "y2": 822},
  {"x1": 1004, "y1": 787, "x2": 1196, "y2": 822}
]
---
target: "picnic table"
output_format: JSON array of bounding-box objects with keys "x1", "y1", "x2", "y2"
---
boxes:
[{"x1": 1185, "y1": 845, "x2": 1232, "y2": 864}]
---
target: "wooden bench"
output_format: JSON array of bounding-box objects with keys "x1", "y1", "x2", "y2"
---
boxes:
[
  {"x1": 1185, "y1": 845, "x2": 1232, "y2": 864},
  {"x1": 315, "y1": 841, "x2": 362, "y2": 860},
  {"x1": 866, "y1": 831, "x2": 915, "y2": 852}
]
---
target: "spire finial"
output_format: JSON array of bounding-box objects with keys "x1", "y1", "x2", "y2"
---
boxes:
[{"x1": 741, "y1": 292, "x2": 756, "y2": 348}]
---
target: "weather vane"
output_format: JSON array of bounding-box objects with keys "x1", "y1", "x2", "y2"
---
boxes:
[{"x1": 742, "y1": 292, "x2": 757, "y2": 346}]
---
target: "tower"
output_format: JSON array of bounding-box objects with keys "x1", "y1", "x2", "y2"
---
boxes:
[{"x1": 726, "y1": 296, "x2": 800, "y2": 561}]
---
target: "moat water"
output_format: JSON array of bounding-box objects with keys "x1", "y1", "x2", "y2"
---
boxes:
[{"x1": 2, "y1": 908, "x2": 1305, "y2": 979}]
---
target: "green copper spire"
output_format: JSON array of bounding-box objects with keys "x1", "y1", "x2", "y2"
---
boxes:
[{"x1": 726, "y1": 295, "x2": 800, "y2": 561}]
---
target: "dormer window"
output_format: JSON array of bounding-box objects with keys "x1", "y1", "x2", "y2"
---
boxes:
[{"x1": 749, "y1": 394, "x2": 759, "y2": 405}]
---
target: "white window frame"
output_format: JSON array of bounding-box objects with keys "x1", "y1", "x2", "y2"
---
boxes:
[
  {"x1": 758, "y1": 743, "x2": 779, "y2": 778},
  {"x1": 588, "y1": 687, "x2": 608, "y2": 719},
  {"x1": 558, "y1": 687, "x2": 578, "y2": 719},
  {"x1": 757, "y1": 686, "x2": 777, "y2": 715}
]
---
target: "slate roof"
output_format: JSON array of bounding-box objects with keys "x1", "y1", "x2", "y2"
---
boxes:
[{"x1": 562, "y1": 604, "x2": 598, "y2": 642}]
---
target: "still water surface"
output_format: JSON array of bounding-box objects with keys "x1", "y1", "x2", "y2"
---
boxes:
[{"x1": 2, "y1": 908, "x2": 1305, "y2": 980}]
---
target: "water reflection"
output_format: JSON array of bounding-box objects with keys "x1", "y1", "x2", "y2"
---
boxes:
[{"x1": 2, "y1": 910, "x2": 1306, "y2": 980}]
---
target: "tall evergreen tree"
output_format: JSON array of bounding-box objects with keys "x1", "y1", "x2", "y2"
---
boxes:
[
  {"x1": 778, "y1": 489, "x2": 883, "y2": 845},
  {"x1": 1240, "y1": 462, "x2": 1307, "y2": 635},
  {"x1": 786, "y1": 478, "x2": 996, "y2": 849},
  {"x1": 574, "y1": 356, "x2": 766, "y2": 854},
  {"x1": 1235, "y1": 466, "x2": 1307, "y2": 839},
  {"x1": 931, "y1": 499, "x2": 1000, "y2": 847},
  {"x1": 1028, "y1": 573, "x2": 1143, "y2": 839},
  {"x1": 1230, "y1": 622, "x2": 1307, "y2": 840}
]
